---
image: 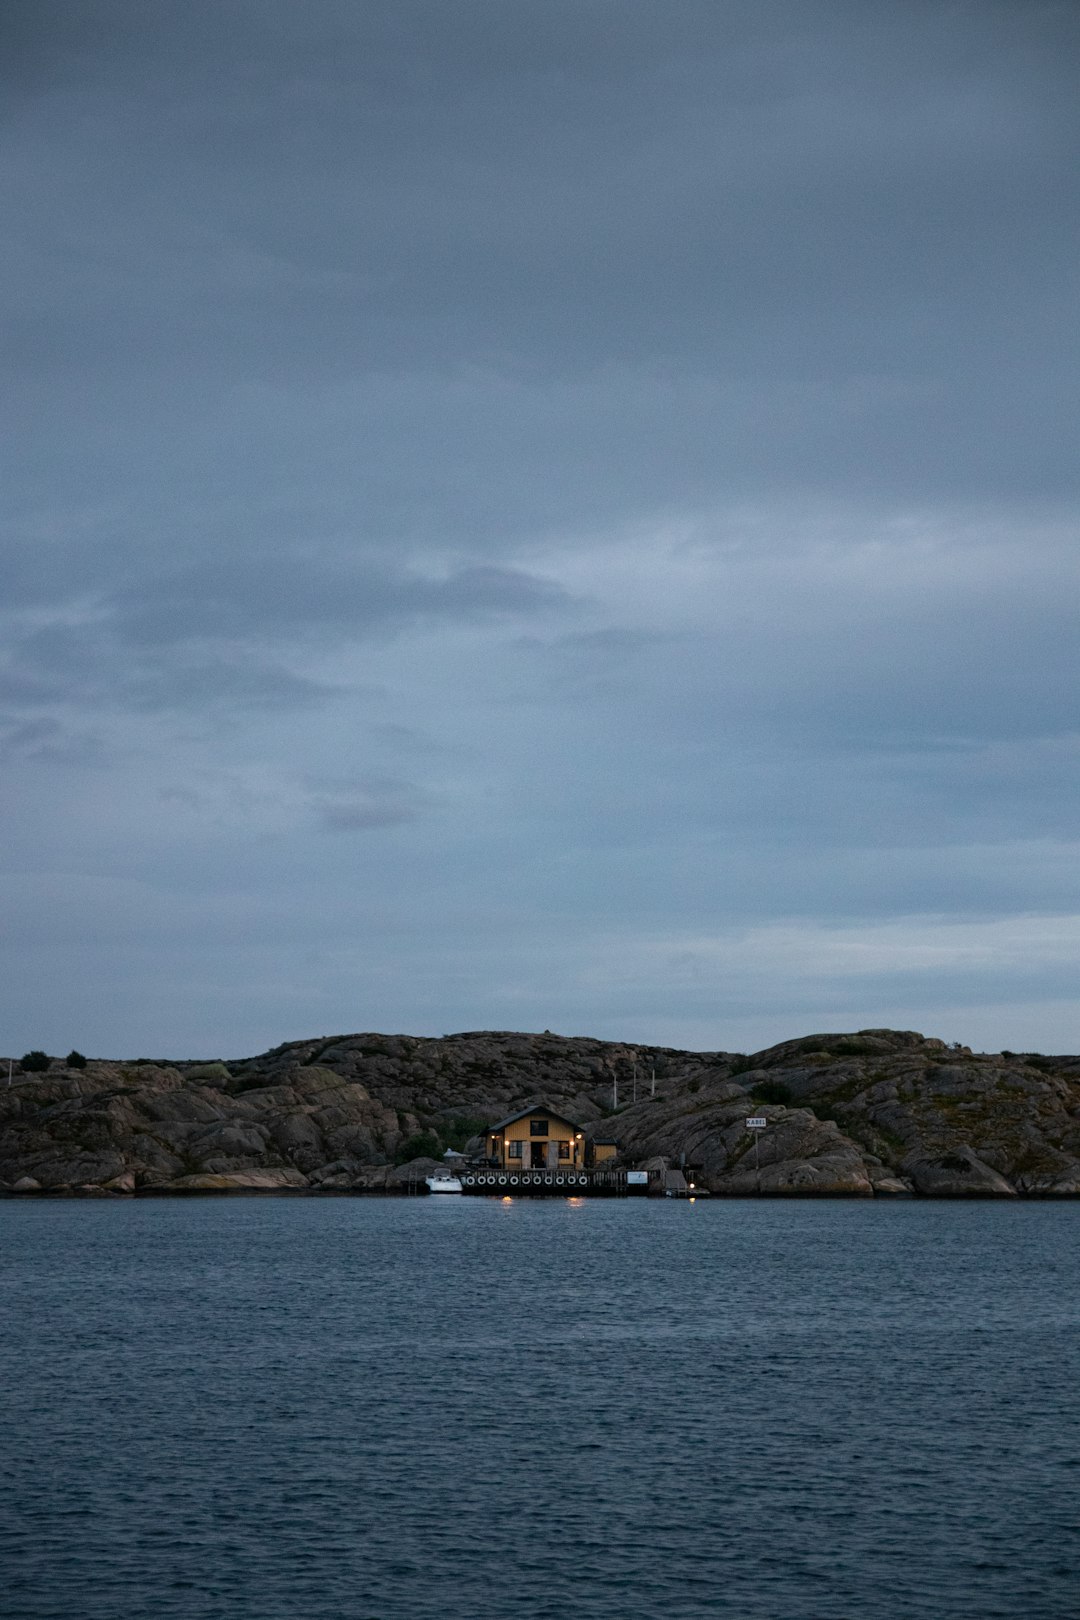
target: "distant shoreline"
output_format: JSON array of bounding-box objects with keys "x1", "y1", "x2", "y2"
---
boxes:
[{"x1": 5, "y1": 1027, "x2": 1079, "y2": 1200}]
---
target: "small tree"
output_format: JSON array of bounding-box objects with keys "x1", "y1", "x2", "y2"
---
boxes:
[
  {"x1": 19, "y1": 1051, "x2": 51, "y2": 1073},
  {"x1": 66, "y1": 1050, "x2": 88, "y2": 1069},
  {"x1": 394, "y1": 1129, "x2": 443, "y2": 1165}
]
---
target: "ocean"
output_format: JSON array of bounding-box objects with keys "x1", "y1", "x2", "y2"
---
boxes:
[{"x1": 2, "y1": 1196, "x2": 1078, "y2": 1619}]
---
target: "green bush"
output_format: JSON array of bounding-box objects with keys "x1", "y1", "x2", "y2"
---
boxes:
[
  {"x1": 750, "y1": 1080, "x2": 793, "y2": 1105},
  {"x1": 807, "y1": 1102, "x2": 841, "y2": 1125},
  {"x1": 66, "y1": 1050, "x2": 88, "y2": 1069},
  {"x1": 186, "y1": 1062, "x2": 232, "y2": 1082},
  {"x1": 395, "y1": 1130, "x2": 443, "y2": 1165},
  {"x1": 19, "y1": 1050, "x2": 51, "y2": 1073},
  {"x1": 439, "y1": 1115, "x2": 489, "y2": 1153}
]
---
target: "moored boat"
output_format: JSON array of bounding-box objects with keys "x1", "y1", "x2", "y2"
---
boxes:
[{"x1": 425, "y1": 1172, "x2": 463, "y2": 1194}]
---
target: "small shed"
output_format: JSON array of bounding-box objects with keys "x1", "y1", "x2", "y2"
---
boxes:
[{"x1": 591, "y1": 1136, "x2": 619, "y2": 1167}]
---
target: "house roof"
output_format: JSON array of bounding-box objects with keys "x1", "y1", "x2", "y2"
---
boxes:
[
  {"x1": 486, "y1": 1102, "x2": 581, "y2": 1133},
  {"x1": 592, "y1": 1136, "x2": 619, "y2": 1146}
]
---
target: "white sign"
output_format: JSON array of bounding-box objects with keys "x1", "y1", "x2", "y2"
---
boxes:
[
  {"x1": 746, "y1": 1117, "x2": 768, "y2": 1129},
  {"x1": 626, "y1": 1170, "x2": 648, "y2": 1185}
]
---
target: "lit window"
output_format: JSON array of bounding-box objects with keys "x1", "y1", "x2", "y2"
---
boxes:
[{"x1": 558, "y1": 1140, "x2": 570, "y2": 1159}]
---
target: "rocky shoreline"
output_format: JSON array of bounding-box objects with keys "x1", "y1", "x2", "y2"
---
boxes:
[{"x1": 4, "y1": 1026, "x2": 1080, "y2": 1199}]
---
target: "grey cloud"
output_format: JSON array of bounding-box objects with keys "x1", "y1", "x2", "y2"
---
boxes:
[
  {"x1": 107, "y1": 559, "x2": 570, "y2": 645},
  {"x1": 537, "y1": 515, "x2": 1080, "y2": 753},
  {"x1": 5, "y1": 1, "x2": 1077, "y2": 511},
  {"x1": 5, "y1": 625, "x2": 338, "y2": 718},
  {"x1": 0, "y1": 665, "x2": 72, "y2": 706},
  {"x1": 0, "y1": 715, "x2": 105, "y2": 764},
  {"x1": 4, "y1": 1, "x2": 1080, "y2": 1054},
  {"x1": 310, "y1": 777, "x2": 433, "y2": 832},
  {"x1": 3, "y1": 558, "x2": 565, "y2": 725},
  {"x1": 124, "y1": 657, "x2": 338, "y2": 714}
]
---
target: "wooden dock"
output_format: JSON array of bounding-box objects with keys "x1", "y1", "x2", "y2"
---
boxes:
[{"x1": 459, "y1": 1167, "x2": 640, "y2": 1196}]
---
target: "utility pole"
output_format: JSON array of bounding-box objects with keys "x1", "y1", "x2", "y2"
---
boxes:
[
  {"x1": 632, "y1": 1056, "x2": 638, "y2": 1103},
  {"x1": 746, "y1": 1115, "x2": 767, "y2": 1194},
  {"x1": 651, "y1": 1066, "x2": 656, "y2": 1098}
]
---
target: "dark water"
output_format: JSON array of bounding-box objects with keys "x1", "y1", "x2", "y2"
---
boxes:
[{"x1": 2, "y1": 1198, "x2": 1079, "y2": 1620}]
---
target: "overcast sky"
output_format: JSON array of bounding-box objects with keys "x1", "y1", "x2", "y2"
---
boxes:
[{"x1": 4, "y1": 0, "x2": 1079, "y2": 1059}]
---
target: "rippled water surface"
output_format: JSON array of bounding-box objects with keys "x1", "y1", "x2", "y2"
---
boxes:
[{"x1": 3, "y1": 1197, "x2": 1079, "y2": 1619}]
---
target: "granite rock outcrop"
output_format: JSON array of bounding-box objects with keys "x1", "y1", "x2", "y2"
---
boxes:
[{"x1": 2, "y1": 1027, "x2": 1079, "y2": 1197}]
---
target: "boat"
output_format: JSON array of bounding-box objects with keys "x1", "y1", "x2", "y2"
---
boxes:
[{"x1": 424, "y1": 1172, "x2": 463, "y2": 1194}]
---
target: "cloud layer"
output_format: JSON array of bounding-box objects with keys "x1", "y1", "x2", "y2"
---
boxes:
[{"x1": 3, "y1": 1, "x2": 1079, "y2": 1055}]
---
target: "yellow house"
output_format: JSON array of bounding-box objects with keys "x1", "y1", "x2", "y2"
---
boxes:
[{"x1": 486, "y1": 1105, "x2": 585, "y2": 1171}]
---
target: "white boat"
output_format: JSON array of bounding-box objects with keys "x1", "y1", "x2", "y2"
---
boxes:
[{"x1": 425, "y1": 1172, "x2": 463, "y2": 1194}]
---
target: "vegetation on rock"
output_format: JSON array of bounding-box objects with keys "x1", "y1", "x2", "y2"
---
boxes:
[
  {"x1": 749, "y1": 1079, "x2": 792, "y2": 1105},
  {"x1": 394, "y1": 1130, "x2": 443, "y2": 1165}
]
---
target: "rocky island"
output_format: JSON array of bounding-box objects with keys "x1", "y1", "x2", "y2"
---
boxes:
[{"x1": 3, "y1": 1027, "x2": 1080, "y2": 1198}]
